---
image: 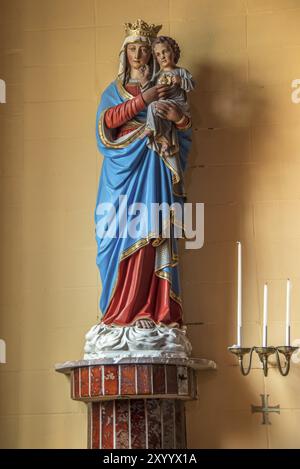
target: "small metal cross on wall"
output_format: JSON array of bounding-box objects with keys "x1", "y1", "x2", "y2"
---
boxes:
[{"x1": 251, "y1": 394, "x2": 280, "y2": 425}]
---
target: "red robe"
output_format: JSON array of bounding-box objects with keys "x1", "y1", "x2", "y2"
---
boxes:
[{"x1": 102, "y1": 84, "x2": 183, "y2": 326}]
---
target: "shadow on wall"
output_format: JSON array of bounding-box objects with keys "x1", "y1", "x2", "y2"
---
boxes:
[{"x1": 180, "y1": 60, "x2": 272, "y2": 448}]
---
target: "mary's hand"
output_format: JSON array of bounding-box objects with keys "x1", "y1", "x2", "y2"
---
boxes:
[
  {"x1": 142, "y1": 84, "x2": 172, "y2": 105},
  {"x1": 155, "y1": 101, "x2": 184, "y2": 123}
]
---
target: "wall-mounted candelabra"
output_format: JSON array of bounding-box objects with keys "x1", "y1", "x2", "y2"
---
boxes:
[
  {"x1": 228, "y1": 344, "x2": 299, "y2": 377},
  {"x1": 229, "y1": 242, "x2": 299, "y2": 377}
]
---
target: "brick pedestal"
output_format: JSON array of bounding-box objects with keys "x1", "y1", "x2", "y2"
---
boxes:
[
  {"x1": 56, "y1": 357, "x2": 216, "y2": 449},
  {"x1": 89, "y1": 399, "x2": 185, "y2": 449}
]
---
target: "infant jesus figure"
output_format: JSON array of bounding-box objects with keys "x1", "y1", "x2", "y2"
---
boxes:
[{"x1": 140, "y1": 35, "x2": 195, "y2": 157}]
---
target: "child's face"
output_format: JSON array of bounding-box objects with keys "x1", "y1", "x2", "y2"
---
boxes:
[{"x1": 154, "y1": 42, "x2": 175, "y2": 69}]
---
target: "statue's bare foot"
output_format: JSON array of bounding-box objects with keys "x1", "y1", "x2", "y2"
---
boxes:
[
  {"x1": 133, "y1": 319, "x2": 156, "y2": 329},
  {"x1": 140, "y1": 128, "x2": 153, "y2": 139}
]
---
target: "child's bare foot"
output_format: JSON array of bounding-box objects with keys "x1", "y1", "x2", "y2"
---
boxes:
[
  {"x1": 161, "y1": 142, "x2": 170, "y2": 156},
  {"x1": 140, "y1": 128, "x2": 153, "y2": 139}
]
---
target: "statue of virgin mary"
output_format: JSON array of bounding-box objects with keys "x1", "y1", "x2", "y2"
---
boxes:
[{"x1": 84, "y1": 19, "x2": 193, "y2": 358}]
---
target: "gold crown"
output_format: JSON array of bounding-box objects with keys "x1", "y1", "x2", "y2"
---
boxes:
[{"x1": 124, "y1": 19, "x2": 162, "y2": 38}]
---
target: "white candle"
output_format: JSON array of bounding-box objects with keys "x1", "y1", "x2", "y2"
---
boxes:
[
  {"x1": 285, "y1": 279, "x2": 291, "y2": 346},
  {"x1": 237, "y1": 241, "x2": 242, "y2": 347},
  {"x1": 263, "y1": 283, "x2": 268, "y2": 347}
]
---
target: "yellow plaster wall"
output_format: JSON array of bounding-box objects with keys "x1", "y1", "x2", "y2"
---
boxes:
[{"x1": 1, "y1": 0, "x2": 300, "y2": 448}]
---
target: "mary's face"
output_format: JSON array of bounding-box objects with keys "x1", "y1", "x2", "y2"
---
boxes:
[{"x1": 126, "y1": 42, "x2": 151, "y2": 70}]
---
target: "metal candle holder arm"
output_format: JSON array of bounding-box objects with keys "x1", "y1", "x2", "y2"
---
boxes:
[{"x1": 228, "y1": 345, "x2": 299, "y2": 377}]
